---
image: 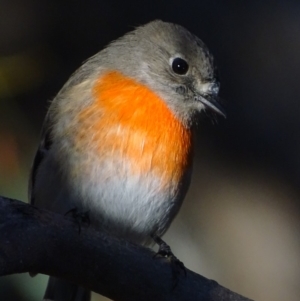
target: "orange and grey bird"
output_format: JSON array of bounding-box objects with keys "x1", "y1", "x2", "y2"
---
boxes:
[{"x1": 29, "y1": 20, "x2": 225, "y2": 301}]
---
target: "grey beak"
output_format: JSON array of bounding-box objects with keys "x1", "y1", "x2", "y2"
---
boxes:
[
  {"x1": 196, "y1": 94, "x2": 226, "y2": 118},
  {"x1": 193, "y1": 82, "x2": 226, "y2": 118}
]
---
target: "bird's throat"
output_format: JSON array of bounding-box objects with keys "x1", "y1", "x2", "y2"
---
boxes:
[{"x1": 77, "y1": 71, "x2": 193, "y2": 183}]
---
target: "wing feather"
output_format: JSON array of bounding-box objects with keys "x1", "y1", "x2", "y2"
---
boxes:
[{"x1": 28, "y1": 114, "x2": 52, "y2": 205}]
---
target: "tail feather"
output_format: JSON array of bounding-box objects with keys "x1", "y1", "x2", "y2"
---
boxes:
[{"x1": 43, "y1": 277, "x2": 91, "y2": 301}]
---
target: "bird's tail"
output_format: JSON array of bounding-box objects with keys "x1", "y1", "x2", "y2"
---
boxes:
[{"x1": 43, "y1": 277, "x2": 91, "y2": 301}]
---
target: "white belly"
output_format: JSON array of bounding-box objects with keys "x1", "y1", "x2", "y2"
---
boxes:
[
  {"x1": 71, "y1": 157, "x2": 187, "y2": 245},
  {"x1": 34, "y1": 146, "x2": 191, "y2": 246}
]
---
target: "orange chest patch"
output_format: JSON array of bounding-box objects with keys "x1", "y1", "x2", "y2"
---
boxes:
[{"x1": 77, "y1": 71, "x2": 193, "y2": 182}]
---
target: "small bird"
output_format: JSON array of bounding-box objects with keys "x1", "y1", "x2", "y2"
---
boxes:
[{"x1": 29, "y1": 20, "x2": 225, "y2": 301}]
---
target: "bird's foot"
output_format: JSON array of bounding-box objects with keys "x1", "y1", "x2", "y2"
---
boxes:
[
  {"x1": 64, "y1": 207, "x2": 90, "y2": 233},
  {"x1": 152, "y1": 234, "x2": 186, "y2": 287}
]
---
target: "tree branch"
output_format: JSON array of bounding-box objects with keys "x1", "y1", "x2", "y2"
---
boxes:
[{"x1": 0, "y1": 196, "x2": 253, "y2": 301}]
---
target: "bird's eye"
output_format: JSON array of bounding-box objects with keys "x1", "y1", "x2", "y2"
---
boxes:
[{"x1": 171, "y1": 58, "x2": 189, "y2": 75}]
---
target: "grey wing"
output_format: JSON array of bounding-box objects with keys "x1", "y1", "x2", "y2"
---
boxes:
[{"x1": 28, "y1": 113, "x2": 52, "y2": 205}]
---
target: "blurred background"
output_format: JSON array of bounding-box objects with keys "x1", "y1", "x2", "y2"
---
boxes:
[{"x1": 1, "y1": 0, "x2": 300, "y2": 300}]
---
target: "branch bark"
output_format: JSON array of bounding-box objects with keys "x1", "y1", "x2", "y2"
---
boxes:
[{"x1": 0, "y1": 196, "x2": 253, "y2": 301}]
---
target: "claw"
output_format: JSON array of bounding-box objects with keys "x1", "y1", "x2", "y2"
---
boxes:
[
  {"x1": 151, "y1": 234, "x2": 186, "y2": 288},
  {"x1": 64, "y1": 208, "x2": 90, "y2": 233}
]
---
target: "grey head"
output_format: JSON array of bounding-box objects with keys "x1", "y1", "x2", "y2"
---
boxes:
[{"x1": 76, "y1": 20, "x2": 226, "y2": 126}]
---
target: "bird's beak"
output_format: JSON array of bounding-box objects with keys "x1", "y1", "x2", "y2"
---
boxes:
[
  {"x1": 195, "y1": 93, "x2": 226, "y2": 118},
  {"x1": 194, "y1": 82, "x2": 226, "y2": 118}
]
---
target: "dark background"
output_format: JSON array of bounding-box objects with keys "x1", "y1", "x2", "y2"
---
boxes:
[{"x1": 0, "y1": 1, "x2": 300, "y2": 300}]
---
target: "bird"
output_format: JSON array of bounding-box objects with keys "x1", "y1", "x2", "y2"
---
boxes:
[{"x1": 29, "y1": 20, "x2": 225, "y2": 301}]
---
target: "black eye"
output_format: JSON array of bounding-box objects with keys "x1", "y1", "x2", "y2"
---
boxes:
[{"x1": 172, "y1": 58, "x2": 189, "y2": 75}]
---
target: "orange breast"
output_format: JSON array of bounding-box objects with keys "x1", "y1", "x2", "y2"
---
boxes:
[{"x1": 76, "y1": 71, "x2": 192, "y2": 185}]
